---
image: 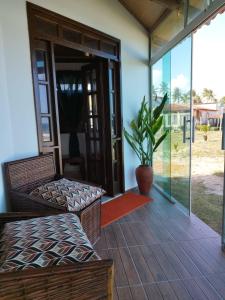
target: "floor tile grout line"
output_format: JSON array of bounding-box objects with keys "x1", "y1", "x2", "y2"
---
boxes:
[{"x1": 117, "y1": 222, "x2": 150, "y2": 300}]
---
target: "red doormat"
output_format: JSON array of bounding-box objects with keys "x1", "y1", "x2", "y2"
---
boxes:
[{"x1": 101, "y1": 192, "x2": 152, "y2": 228}]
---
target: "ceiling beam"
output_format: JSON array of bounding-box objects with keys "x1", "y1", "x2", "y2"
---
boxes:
[
  {"x1": 118, "y1": 0, "x2": 149, "y2": 31},
  {"x1": 149, "y1": 0, "x2": 181, "y2": 9},
  {"x1": 150, "y1": 8, "x2": 171, "y2": 33}
]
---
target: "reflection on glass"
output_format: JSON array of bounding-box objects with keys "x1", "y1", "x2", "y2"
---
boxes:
[
  {"x1": 90, "y1": 140, "x2": 95, "y2": 155},
  {"x1": 94, "y1": 118, "x2": 99, "y2": 138},
  {"x1": 36, "y1": 51, "x2": 46, "y2": 81},
  {"x1": 88, "y1": 95, "x2": 93, "y2": 115},
  {"x1": 92, "y1": 94, "x2": 98, "y2": 115},
  {"x1": 38, "y1": 84, "x2": 49, "y2": 113},
  {"x1": 92, "y1": 70, "x2": 97, "y2": 91},
  {"x1": 112, "y1": 142, "x2": 118, "y2": 161},
  {"x1": 170, "y1": 37, "x2": 192, "y2": 210},
  {"x1": 188, "y1": 0, "x2": 208, "y2": 23},
  {"x1": 41, "y1": 117, "x2": 51, "y2": 142},
  {"x1": 152, "y1": 36, "x2": 192, "y2": 211},
  {"x1": 152, "y1": 52, "x2": 171, "y2": 197},
  {"x1": 151, "y1": 6, "x2": 185, "y2": 57}
]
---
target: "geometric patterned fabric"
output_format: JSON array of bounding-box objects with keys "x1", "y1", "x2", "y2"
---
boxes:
[
  {"x1": 0, "y1": 213, "x2": 100, "y2": 273},
  {"x1": 29, "y1": 178, "x2": 106, "y2": 212}
]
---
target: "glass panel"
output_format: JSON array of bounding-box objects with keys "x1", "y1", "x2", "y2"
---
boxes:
[
  {"x1": 88, "y1": 117, "x2": 94, "y2": 137},
  {"x1": 101, "y1": 42, "x2": 116, "y2": 55},
  {"x1": 152, "y1": 52, "x2": 171, "y2": 198},
  {"x1": 83, "y1": 36, "x2": 99, "y2": 50},
  {"x1": 192, "y1": 12, "x2": 225, "y2": 235},
  {"x1": 90, "y1": 140, "x2": 95, "y2": 156},
  {"x1": 170, "y1": 37, "x2": 192, "y2": 210},
  {"x1": 86, "y1": 73, "x2": 91, "y2": 91},
  {"x1": 92, "y1": 70, "x2": 97, "y2": 91},
  {"x1": 38, "y1": 84, "x2": 49, "y2": 113},
  {"x1": 112, "y1": 115, "x2": 116, "y2": 136},
  {"x1": 92, "y1": 94, "x2": 98, "y2": 115},
  {"x1": 88, "y1": 95, "x2": 93, "y2": 115},
  {"x1": 41, "y1": 117, "x2": 51, "y2": 142},
  {"x1": 109, "y1": 68, "x2": 115, "y2": 91},
  {"x1": 188, "y1": 0, "x2": 208, "y2": 24},
  {"x1": 152, "y1": 36, "x2": 192, "y2": 212},
  {"x1": 96, "y1": 140, "x2": 101, "y2": 159},
  {"x1": 94, "y1": 118, "x2": 99, "y2": 138},
  {"x1": 112, "y1": 141, "x2": 118, "y2": 161},
  {"x1": 35, "y1": 17, "x2": 58, "y2": 37},
  {"x1": 114, "y1": 162, "x2": 118, "y2": 181},
  {"x1": 36, "y1": 51, "x2": 46, "y2": 81},
  {"x1": 63, "y1": 28, "x2": 81, "y2": 43},
  {"x1": 151, "y1": 5, "x2": 185, "y2": 58}
]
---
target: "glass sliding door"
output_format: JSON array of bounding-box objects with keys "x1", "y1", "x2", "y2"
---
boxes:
[
  {"x1": 152, "y1": 53, "x2": 171, "y2": 198},
  {"x1": 191, "y1": 10, "x2": 225, "y2": 235},
  {"x1": 152, "y1": 36, "x2": 192, "y2": 213},
  {"x1": 170, "y1": 37, "x2": 192, "y2": 212}
]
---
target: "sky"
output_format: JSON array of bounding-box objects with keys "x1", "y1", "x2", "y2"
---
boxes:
[
  {"x1": 193, "y1": 11, "x2": 225, "y2": 100},
  {"x1": 152, "y1": 10, "x2": 225, "y2": 101}
]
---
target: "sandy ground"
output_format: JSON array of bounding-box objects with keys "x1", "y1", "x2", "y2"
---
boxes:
[{"x1": 191, "y1": 157, "x2": 224, "y2": 196}]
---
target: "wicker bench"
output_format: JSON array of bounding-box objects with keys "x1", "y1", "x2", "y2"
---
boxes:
[
  {"x1": 4, "y1": 154, "x2": 103, "y2": 244},
  {"x1": 0, "y1": 212, "x2": 113, "y2": 300}
]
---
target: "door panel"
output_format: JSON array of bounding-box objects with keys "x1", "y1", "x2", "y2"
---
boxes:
[
  {"x1": 82, "y1": 64, "x2": 106, "y2": 186},
  {"x1": 170, "y1": 37, "x2": 192, "y2": 213},
  {"x1": 106, "y1": 61, "x2": 124, "y2": 195},
  {"x1": 152, "y1": 36, "x2": 192, "y2": 214},
  {"x1": 31, "y1": 40, "x2": 62, "y2": 173},
  {"x1": 82, "y1": 61, "x2": 124, "y2": 195}
]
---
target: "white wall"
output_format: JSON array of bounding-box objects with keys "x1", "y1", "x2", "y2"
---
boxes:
[{"x1": 0, "y1": 0, "x2": 149, "y2": 210}]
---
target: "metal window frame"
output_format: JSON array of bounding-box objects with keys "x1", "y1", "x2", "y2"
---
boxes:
[{"x1": 150, "y1": 0, "x2": 225, "y2": 66}]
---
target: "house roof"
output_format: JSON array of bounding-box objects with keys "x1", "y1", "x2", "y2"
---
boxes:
[{"x1": 164, "y1": 103, "x2": 189, "y2": 113}]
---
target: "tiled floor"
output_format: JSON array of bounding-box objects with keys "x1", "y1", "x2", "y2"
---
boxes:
[{"x1": 95, "y1": 188, "x2": 225, "y2": 299}]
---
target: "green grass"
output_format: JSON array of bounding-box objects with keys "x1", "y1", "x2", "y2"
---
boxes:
[{"x1": 154, "y1": 129, "x2": 224, "y2": 235}]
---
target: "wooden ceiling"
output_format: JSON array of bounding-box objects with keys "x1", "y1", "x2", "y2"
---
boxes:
[{"x1": 118, "y1": 0, "x2": 181, "y2": 32}]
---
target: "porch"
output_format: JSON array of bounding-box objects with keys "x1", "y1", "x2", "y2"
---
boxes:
[{"x1": 96, "y1": 188, "x2": 225, "y2": 300}]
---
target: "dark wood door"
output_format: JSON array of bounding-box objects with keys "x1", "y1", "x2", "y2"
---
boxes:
[
  {"x1": 82, "y1": 61, "x2": 124, "y2": 195},
  {"x1": 82, "y1": 63, "x2": 106, "y2": 187},
  {"x1": 31, "y1": 40, "x2": 62, "y2": 173},
  {"x1": 103, "y1": 60, "x2": 124, "y2": 195}
]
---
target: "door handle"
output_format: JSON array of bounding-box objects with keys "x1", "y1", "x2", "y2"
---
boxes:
[
  {"x1": 192, "y1": 116, "x2": 195, "y2": 143},
  {"x1": 183, "y1": 116, "x2": 191, "y2": 143},
  {"x1": 222, "y1": 113, "x2": 225, "y2": 150}
]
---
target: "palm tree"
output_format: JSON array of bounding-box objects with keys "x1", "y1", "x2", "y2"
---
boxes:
[
  {"x1": 202, "y1": 88, "x2": 215, "y2": 103},
  {"x1": 193, "y1": 95, "x2": 202, "y2": 104},
  {"x1": 160, "y1": 82, "x2": 169, "y2": 96},
  {"x1": 172, "y1": 87, "x2": 182, "y2": 103},
  {"x1": 192, "y1": 90, "x2": 202, "y2": 104},
  {"x1": 181, "y1": 92, "x2": 190, "y2": 104},
  {"x1": 220, "y1": 96, "x2": 225, "y2": 105}
]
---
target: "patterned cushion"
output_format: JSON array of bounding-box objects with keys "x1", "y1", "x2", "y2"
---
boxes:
[
  {"x1": 29, "y1": 178, "x2": 106, "y2": 212},
  {"x1": 0, "y1": 213, "x2": 100, "y2": 273}
]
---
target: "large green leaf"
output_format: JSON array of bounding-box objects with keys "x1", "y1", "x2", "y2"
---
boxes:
[
  {"x1": 153, "y1": 93, "x2": 168, "y2": 121},
  {"x1": 151, "y1": 115, "x2": 163, "y2": 135},
  {"x1": 153, "y1": 129, "x2": 169, "y2": 152}
]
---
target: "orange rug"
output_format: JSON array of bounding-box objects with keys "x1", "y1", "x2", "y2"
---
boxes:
[{"x1": 101, "y1": 192, "x2": 152, "y2": 228}]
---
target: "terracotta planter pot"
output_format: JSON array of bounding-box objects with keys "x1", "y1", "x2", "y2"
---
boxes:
[{"x1": 135, "y1": 165, "x2": 153, "y2": 195}]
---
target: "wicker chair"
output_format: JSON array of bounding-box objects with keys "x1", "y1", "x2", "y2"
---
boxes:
[
  {"x1": 0, "y1": 212, "x2": 113, "y2": 300},
  {"x1": 4, "y1": 154, "x2": 102, "y2": 244}
]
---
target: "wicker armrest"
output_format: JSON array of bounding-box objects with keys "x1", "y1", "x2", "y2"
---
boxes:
[{"x1": 0, "y1": 260, "x2": 114, "y2": 300}]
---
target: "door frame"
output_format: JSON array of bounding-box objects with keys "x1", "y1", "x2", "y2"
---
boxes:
[{"x1": 27, "y1": 2, "x2": 125, "y2": 194}]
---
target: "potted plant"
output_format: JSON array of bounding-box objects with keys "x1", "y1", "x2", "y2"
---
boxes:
[
  {"x1": 200, "y1": 124, "x2": 210, "y2": 141},
  {"x1": 124, "y1": 94, "x2": 169, "y2": 195}
]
